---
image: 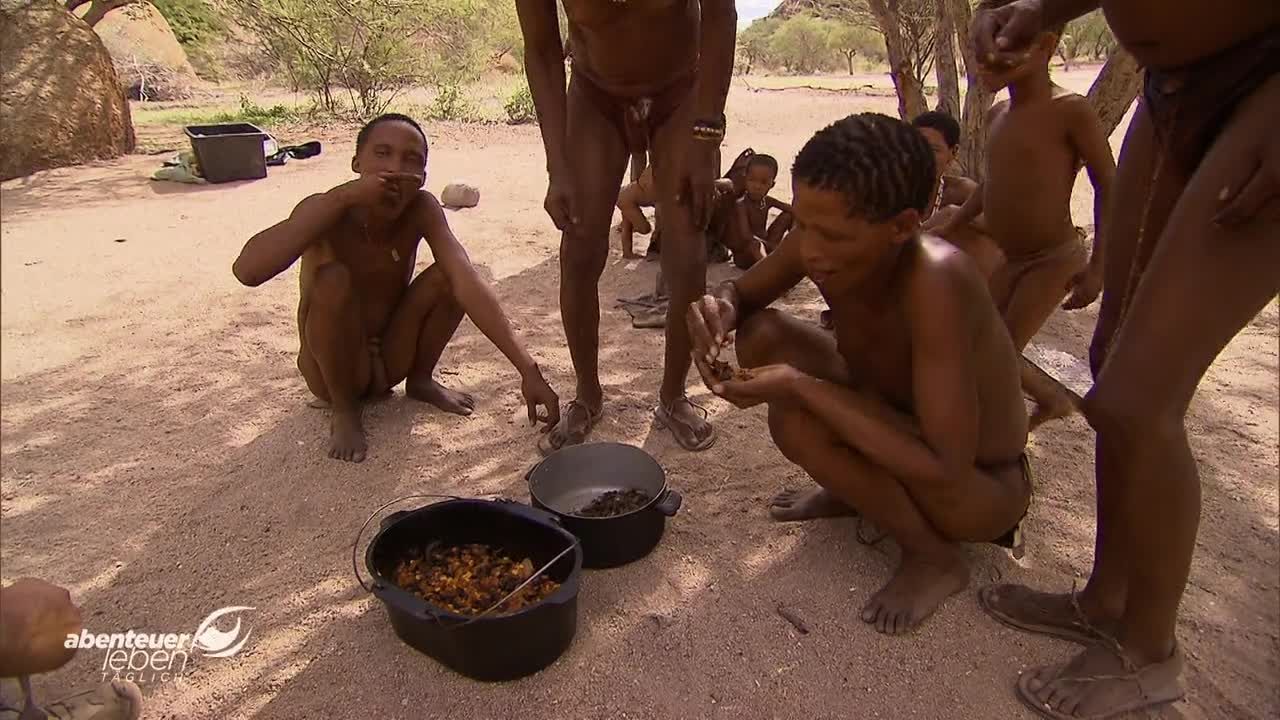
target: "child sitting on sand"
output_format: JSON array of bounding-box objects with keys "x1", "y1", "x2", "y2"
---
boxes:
[
  {"x1": 232, "y1": 113, "x2": 560, "y2": 462},
  {"x1": 721, "y1": 154, "x2": 794, "y2": 269},
  {"x1": 933, "y1": 19, "x2": 1115, "y2": 428}
]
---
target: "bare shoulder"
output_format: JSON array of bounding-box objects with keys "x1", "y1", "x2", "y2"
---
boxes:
[
  {"x1": 987, "y1": 98, "x2": 1011, "y2": 121},
  {"x1": 407, "y1": 189, "x2": 446, "y2": 229},
  {"x1": 907, "y1": 236, "x2": 986, "y2": 319},
  {"x1": 1053, "y1": 91, "x2": 1097, "y2": 121}
]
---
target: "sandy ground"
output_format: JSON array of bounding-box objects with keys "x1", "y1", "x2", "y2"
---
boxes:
[{"x1": 2, "y1": 73, "x2": 1277, "y2": 720}]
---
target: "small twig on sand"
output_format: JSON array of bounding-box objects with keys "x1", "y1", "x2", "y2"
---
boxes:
[{"x1": 776, "y1": 603, "x2": 809, "y2": 635}]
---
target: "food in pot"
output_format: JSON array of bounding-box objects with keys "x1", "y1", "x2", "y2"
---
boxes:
[
  {"x1": 394, "y1": 543, "x2": 560, "y2": 616},
  {"x1": 576, "y1": 489, "x2": 652, "y2": 517}
]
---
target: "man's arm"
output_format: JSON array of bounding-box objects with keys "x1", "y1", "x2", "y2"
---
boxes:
[
  {"x1": 1066, "y1": 95, "x2": 1116, "y2": 270},
  {"x1": 766, "y1": 196, "x2": 793, "y2": 214},
  {"x1": 694, "y1": 0, "x2": 737, "y2": 127},
  {"x1": 232, "y1": 189, "x2": 350, "y2": 287},
  {"x1": 515, "y1": 0, "x2": 569, "y2": 181},
  {"x1": 414, "y1": 194, "x2": 539, "y2": 377},
  {"x1": 790, "y1": 259, "x2": 985, "y2": 487},
  {"x1": 940, "y1": 176, "x2": 978, "y2": 207}
]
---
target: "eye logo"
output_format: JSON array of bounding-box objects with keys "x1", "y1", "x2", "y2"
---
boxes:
[{"x1": 191, "y1": 606, "x2": 255, "y2": 658}]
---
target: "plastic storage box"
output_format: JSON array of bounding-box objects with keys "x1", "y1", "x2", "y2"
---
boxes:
[{"x1": 184, "y1": 123, "x2": 268, "y2": 183}]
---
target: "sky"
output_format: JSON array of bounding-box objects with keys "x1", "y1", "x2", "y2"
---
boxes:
[{"x1": 737, "y1": 0, "x2": 784, "y2": 28}]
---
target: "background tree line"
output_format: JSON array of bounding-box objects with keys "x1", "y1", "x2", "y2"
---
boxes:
[{"x1": 745, "y1": 0, "x2": 1137, "y2": 182}]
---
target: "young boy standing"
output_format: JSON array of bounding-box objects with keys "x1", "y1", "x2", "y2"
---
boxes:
[
  {"x1": 233, "y1": 114, "x2": 560, "y2": 463},
  {"x1": 687, "y1": 114, "x2": 1032, "y2": 636},
  {"x1": 935, "y1": 18, "x2": 1116, "y2": 428},
  {"x1": 721, "y1": 154, "x2": 794, "y2": 269}
]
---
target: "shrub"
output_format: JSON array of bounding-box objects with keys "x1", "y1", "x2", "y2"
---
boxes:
[
  {"x1": 428, "y1": 82, "x2": 475, "y2": 121},
  {"x1": 503, "y1": 81, "x2": 536, "y2": 124}
]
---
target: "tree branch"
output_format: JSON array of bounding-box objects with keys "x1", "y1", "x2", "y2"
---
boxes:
[{"x1": 82, "y1": 0, "x2": 137, "y2": 27}]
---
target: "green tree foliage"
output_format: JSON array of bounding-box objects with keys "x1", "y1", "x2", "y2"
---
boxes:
[
  {"x1": 150, "y1": 0, "x2": 224, "y2": 47},
  {"x1": 226, "y1": 0, "x2": 516, "y2": 117},
  {"x1": 826, "y1": 22, "x2": 885, "y2": 74},
  {"x1": 767, "y1": 14, "x2": 835, "y2": 74},
  {"x1": 737, "y1": 17, "x2": 780, "y2": 74}
]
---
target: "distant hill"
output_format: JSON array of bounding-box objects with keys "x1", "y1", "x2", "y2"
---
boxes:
[{"x1": 768, "y1": 0, "x2": 855, "y2": 21}]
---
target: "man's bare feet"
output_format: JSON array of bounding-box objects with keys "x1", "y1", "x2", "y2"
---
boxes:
[
  {"x1": 768, "y1": 487, "x2": 856, "y2": 521},
  {"x1": 978, "y1": 585, "x2": 1122, "y2": 646},
  {"x1": 407, "y1": 378, "x2": 476, "y2": 416},
  {"x1": 860, "y1": 552, "x2": 969, "y2": 635},
  {"x1": 1017, "y1": 645, "x2": 1184, "y2": 719},
  {"x1": 329, "y1": 410, "x2": 367, "y2": 463},
  {"x1": 654, "y1": 397, "x2": 715, "y2": 451},
  {"x1": 538, "y1": 399, "x2": 602, "y2": 456}
]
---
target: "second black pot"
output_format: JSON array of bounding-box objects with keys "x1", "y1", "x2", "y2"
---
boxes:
[{"x1": 528, "y1": 442, "x2": 682, "y2": 569}]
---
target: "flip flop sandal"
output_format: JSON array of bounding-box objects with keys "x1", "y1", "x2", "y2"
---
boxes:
[
  {"x1": 1016, "y1": 646, "x2": 1185, "y2": 719},
  {"x1": 654, "y1": 396, "x2": 716, "y2": 452},
  {"x1": 537, "y1": 400, "x2": 602, "y2": 456},
  {"x1": 631, "y1": 306, "x2": 668, "y2": 329},
  {"x1": 978, "y1": 584, "x2": 1114, "y2": 647},
  {"x1": 24, "y1": 680, "x2": 144, "y2": 720},
  {"x1": 285, "y1": 140, "x2": 322, "y2": 159}
]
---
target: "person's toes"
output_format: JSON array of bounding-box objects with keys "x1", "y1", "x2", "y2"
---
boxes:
[
  {"x1": 893, "y1": 612, "x2": 910, "y2": 636},
  {"x1": 860, "y1": 600, "x2": 878, "y2": 625},
  {"x1": 1057, "y1": 691, "x2": 1083, "y2": 717},
  {"x1": 770, "y1": 490, "x2": 795, "y2": 507}
]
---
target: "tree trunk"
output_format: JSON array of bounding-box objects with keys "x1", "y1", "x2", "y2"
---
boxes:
[
  {"x1": 81, "y1": 0, "x2": 134, "y2": 27},
  {"x1": 932, "y1": 0, "x2": 961, "y2": 117},
  {"x1": 946, "y1": 0, "x2": 995, "y2": 181},
  {"x1": 1085, "y1": 45, "x2": 1142, "y2": 137},
  {"x1": 1068, "y1": 45, "x2": 1142, "y2": 179},
  {"x1": 846, "y1": 51, "x2": 855, "y2": 76},
  {"x1": 868, "y1": 0, "x2": 928, "y2": 120}
]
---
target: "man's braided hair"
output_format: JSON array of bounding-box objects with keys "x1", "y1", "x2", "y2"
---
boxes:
[{"x1": 792, "y1": 113, "x2": 936, "y2": 222}]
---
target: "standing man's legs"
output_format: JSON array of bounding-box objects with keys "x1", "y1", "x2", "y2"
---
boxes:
[
  {"x1": 1013, "y1": 77, "x2": 1280, "y2": 718},
  {"x1": 649, "y1": 95, "x2": 714, "y2": 451},
  {"x1": 979, "y1": 106, "x2": 1177, "y2": 642},
  {"x1": 541, "y1": 78, "x2": 630, "y2": 452}
]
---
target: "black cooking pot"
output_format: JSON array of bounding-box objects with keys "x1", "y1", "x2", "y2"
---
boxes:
[
  {"x1": 527, "y1": 442, "x2": 682, "y2": 569},
  {"x1": 356, "y1": 496, "x2": 582, "y2": 682}
]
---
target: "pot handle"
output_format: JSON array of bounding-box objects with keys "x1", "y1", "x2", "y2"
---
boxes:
[
  {"x1": 352, "y1": 494, "x2": 463, "y2": 594},
  {"x1": 654, "y1": 489, "x2": 683, "y2": 517},
  {"x1": 494, "y1": 497, "x2": 563, "y2": 527},
  {"x1": 523, "y1": 459, "x2": 544, "y2": 485}
]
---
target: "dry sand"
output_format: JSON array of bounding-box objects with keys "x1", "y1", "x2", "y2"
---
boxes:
[{"x1": 2, "y1": 72, "x2": 1276, "y2": 719}]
